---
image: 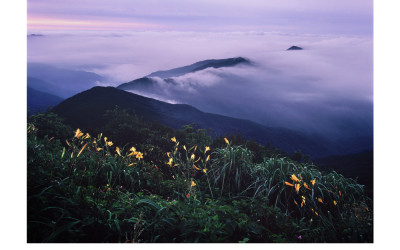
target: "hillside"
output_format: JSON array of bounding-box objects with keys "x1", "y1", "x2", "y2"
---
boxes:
[
  {"x1": 27, "y1": 86, "x2": 64, "y2": 115},
  {"x1": 52, "y1": 86, "x2": 337, "y2": 158}
]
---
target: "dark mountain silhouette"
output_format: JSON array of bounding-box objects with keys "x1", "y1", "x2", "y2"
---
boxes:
[
  {"x1": 52, "y1": 86, "x2": 339, "y2": 158},
  {"x1": 287, "y1": 46, "x2": 303, "y2": 50},
  {"x1": 118, "y1": 57, "x2": 250, "y2": 90},
  {"x1": 28, "y1": 86, "x2": 64, "y2": 115}
]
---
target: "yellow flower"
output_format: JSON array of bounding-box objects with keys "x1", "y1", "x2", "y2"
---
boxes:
[
  {"x1": 167, "y1": 158, "x2": 173, "y2": 167},
  {"x1": 206, "y1": 155, "x2": 210, "y2": 162},
  {"x1": 193, "y1": 165, "x2": 200, "y2": 171},
  {"x1": 224, "y1": 137, "x2": 229, "y2": 144},
  {"x1": 77, "y1": 143, "x2": 88, "y2": 157},
  {"x1": 312, "y1": 209, "x2": 318, "y2": 216},
  {"x1": 291, "y1": 174, "x2": 300, "y2": 182},
  {"x1": 136, "y1": 152, "x2": 143, "y2": 160},
  {"x1": 130, "y1": 147, "x2": 136, "y2": 152},
  {"x1": 190, "y1": 154, "x2": 195, "y2": 160},
  {"x1": 83, "y1": 133, "x2": 90, "y2": 139},
  {"x1": 301, "y1": 196, "x2": 306, "y2": 207},
  {"x1": 191, "y1": 181, "x2": 197, "y2": 187},
  {"x1": 203, "y1": 169, "x2": 207, "y2": 173},
  {"x1": 116, "y1": 147, "x2": 121, "y2": 156},
  {"x1": 167, "y1": 152, "x2": 170, "y2": 157},
  {"x1": 317, "y1": 198, "x2": 323, "y2": 203},
  {"x1": 333, "y1": 200, "x2": 337, "y2": 206},
  {"x1": 194, "y1": 157, "x2": 201, "y2": 163},
  {"x1": 285, "y1": 182, "x2": 294, "y2": 187},
  {"x1": 183, "y1": 145, "x2": 187, "y2": 151},
  {"x1": 310, "y1": 179, "x2": 316, "y2": 186},
  {"x1": 74, "y1": 128, "x2": 84, "y2": 138},
  {"x1": 294, "y1": 183, "x2": 300, "y2": 193},
  {"x1": 96, "y1": 148, "x2": 103, "y2": 151},
  {"x1": 128, "y1": 151, "x2": 137, "y2": 156},
  {"x1": 205, "y1": 146, "x2": 210, "y2": 153},
  {"x1": 304, "y1": 183, "x2": 311, "y2": 190},
  {"x1": 107, "y1": 141, "x2": 113, "y2": 147},
  {"x1": 171, "y1": 137, "x2": 176, "y2": 143},
  {"x1": 104, "y1": 137, "x2": 107, "y2": 142},
  {"x1": 128, "y1": 163, "x2": 136, "y2": 166}
]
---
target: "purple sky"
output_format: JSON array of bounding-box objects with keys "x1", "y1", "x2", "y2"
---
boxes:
[{"x1": 28, "y1": 0, "x2": 373, "y2": 35}]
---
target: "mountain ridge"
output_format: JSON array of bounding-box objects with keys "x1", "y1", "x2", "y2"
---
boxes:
[{"x1": 52, "y1": 86, "x2": 355, "y2": 158}]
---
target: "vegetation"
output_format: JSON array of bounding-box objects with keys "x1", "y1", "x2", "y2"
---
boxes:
[{"x1": 27, "y1": 111, "x2": 373, "y2": 243}]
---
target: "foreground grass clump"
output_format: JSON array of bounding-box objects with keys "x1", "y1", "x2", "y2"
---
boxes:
[{"x1": 27, "y1": 123, "x2": 372, "y2": 243}]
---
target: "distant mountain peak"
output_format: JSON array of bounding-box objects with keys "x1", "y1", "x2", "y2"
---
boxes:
[
  {"x1": 287, "y1": 46, "x2": 303, "y2": 51},
  {"x1": 146, "y1": 57, "x2": 251, "y2": 79},
  {"x1": 117, "y1": 57, "x2": 252, "y2": 90}
]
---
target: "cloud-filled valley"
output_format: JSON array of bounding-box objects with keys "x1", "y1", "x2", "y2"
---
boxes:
[{"x1": 27, "y1": 31, "x2": 373, "y2": 143}]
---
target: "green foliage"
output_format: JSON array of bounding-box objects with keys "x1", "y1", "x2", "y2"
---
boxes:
[{"x1": 27, "y1": 113, "x2": 372, "y2": 243}]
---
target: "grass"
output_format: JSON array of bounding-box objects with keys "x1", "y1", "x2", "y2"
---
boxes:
[{"x1": 27, "y1": 122, "x2": 373, "y2": 243}]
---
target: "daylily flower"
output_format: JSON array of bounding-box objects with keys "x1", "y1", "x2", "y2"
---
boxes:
[
  {"x1": 206, "y1": 155, "x2": 210, "y2": 162},
  {"x1": 291, "y1": 174, "x2": 300, "y2": 182},
  {"x1": 136, "y1": 152, "x2": 143, "y2": 160},
  {"x1": 301, "y1": 196, "x2": 306, "y2": 207},
  {"x1": 128, "y1": 163, "x2": 136, "y2": 166},
  {"x1": 311, "y1": 179, "x2": 316, "y2": 186},
  {"x1": 96, "y1": 148, "x2": 103, "y2": 151},
  {"x1": 190, "y1": 154, "x2": 195, "y2": 160},
  {"x1": 116, "y1": 147, "x2": 121, "y2": 156},
  {"x1": 295, "y1": 183, "x2": 300, "y2": 193},
  {"x1": 317, "y1": 198, "x2": 323, "y2": 203},
  {"x1": 285, "y1": 182, "x2": 294, "y2": 187},
  {"x1": 191, "y1": 181, "x2": 196, "y2": 187},
  {"x1": 107, "y1": 141, "x2": 113, "y2": 146},
  {"x1": 171, "y1": 137, "x2": 176, "y2": 143},
  {"x1": 183, "y1": 145, "x2": 187, "y2": 151},
  {"x1": 128, "y1": 151, "x2": 137, "y2": 156},
  {"x1": 203, "y1": 168, "x2": 207, "y2": 173},
  {"x1": 74, "y1": 128, "x2": 84, "y2": 138},
  {"x1": 312, "y1": 208, "x2": 318, "y2": 216},
  {"x1": 224, "y1": 138, "x2": 229, "y2": 144},
  {"x1": 167, "y1": 158, "x2": 173, "y2": 167},
  {"x1": 77, "y1": 143, "x2": 88, "y2": 157},
  {"x1": 205, "y1": 146, "x2": 210, "y2": 153},
  {"x1": 193, "y1": 165, "x2": 200, "y2": 171},
  {"x1": 130, "y1": 147, "x2": 136, "y2": 152},
  {"x1": 333, "y1": 200, "x2": 337, "y2": 206}
]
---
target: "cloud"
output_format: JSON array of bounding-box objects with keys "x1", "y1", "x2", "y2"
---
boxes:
[{"x1": 27, "y1": 31, "x2": 373, "y2": 139}]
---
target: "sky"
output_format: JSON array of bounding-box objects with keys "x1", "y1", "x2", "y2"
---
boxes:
[{"x1": 27, "y1": 0, "x2": 373, "y2": 35}]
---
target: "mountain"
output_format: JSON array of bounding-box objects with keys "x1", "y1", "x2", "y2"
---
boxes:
[
  {"x1": 147, "y1": 57, "x2": 250, "y2": 78},
  {"x1": 118, "y1": 57, "x2": 250, "y2": 90},
  {"x1": 27, "y1": 87, "x2": 64, "y2": 115},
  {"x1": 27, "y1": 63, "x2": 105, "y2": 98},
  {"x1": 315, "y1": 150, "x2": 373, "y2": 195},
  {"x1": 287, "y1": 46, "x2": 303, "y2": 50},
  {"x1": 52, "y1": 86, "x2": 341, "y2": 158}
]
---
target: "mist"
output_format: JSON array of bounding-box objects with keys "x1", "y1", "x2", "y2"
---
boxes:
[{"x1": 27, "y1": 31, "x2": 373, "y2": 139}]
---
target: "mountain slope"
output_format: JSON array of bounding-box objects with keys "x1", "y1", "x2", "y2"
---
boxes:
[
  {"x1": 52, "y1": 86, "x2": 337, "y2": 158},
  {"x1": 117, "y1": 57, "x2": 250, "y2": 91},
  {"x1": 28, "y1": 87, "x2": 64, "y2": 115},
  {"x1": 28, "y1": 63, "x2": 105, "y2": 98},
  {"x1": 147, "y1": 57, "x2": 250, "y2": 78}
]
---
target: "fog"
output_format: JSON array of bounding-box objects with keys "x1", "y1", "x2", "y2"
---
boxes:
[{"x1": 27, "y1": 31, "x2": 373, "y2": 139}]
